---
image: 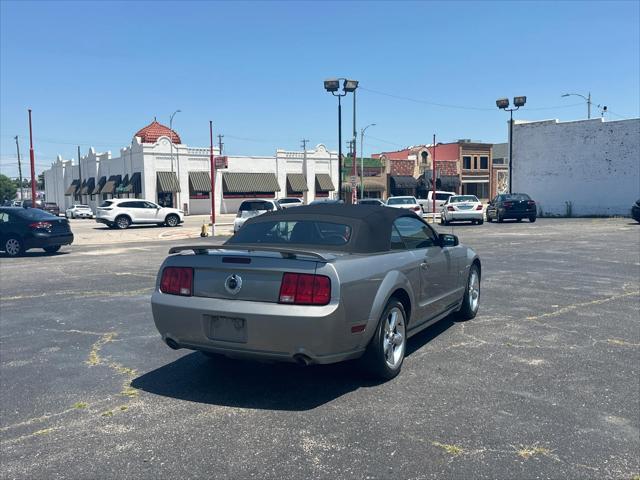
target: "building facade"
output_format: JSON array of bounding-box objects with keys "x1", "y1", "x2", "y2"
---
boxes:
[
  {"x1": 43, "y1": 120, "x2": 339, "y2": 215},
  {"x1": 512, "y1": 117, "x2": 640, "y2": 216}
]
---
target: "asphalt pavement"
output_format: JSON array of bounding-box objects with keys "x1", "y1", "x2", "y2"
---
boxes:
[{"x1": 1, "y1": 218, "x2": 639, "y2": 480}]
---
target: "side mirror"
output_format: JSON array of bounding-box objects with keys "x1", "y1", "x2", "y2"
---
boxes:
[{"x1": 439, "y1": 233, "x2": 459, "y2": 247}]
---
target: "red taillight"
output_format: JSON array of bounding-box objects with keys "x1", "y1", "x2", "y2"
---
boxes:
[
  {"x1": 527, "y1": 200, "x2": 536, "y2": 205},
  {"x1": 503, "y1": 201, "x2": 513, "y2": 208},
  {"x1": 447, "y1": 206, "x2": 455, "y2": 211},
  {"x1": 279, "y1": 273, "x2": 331, "y2": 305},
  {"x1": 413, "y1": 206, "x2": 421, "y2": 212},
  {"x1": 476, "y1": 205, "x2": 483, "y2": 210},
  {"x1": 160, "y1": 267, "x2": 193, "y2": 296},
  {"x1": 29, "y1": 221, "x2": 52, "y2": 230}
]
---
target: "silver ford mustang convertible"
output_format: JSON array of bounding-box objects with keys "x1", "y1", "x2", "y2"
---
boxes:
[{"x1": 151, "y1": 204, "x2": 481, "y2": 379}]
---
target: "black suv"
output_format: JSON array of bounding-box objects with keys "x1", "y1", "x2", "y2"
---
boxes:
[
  {"x1": 0, "y1": 207, "x2": 74, "y2": 257},
  {"x1": 487, "y1": 193, "x2": 537, "y2": 223}
]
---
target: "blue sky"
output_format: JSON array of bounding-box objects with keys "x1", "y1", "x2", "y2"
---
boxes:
[{"x1": 1, "y1": 0, "x2": 638, "y2": 177}]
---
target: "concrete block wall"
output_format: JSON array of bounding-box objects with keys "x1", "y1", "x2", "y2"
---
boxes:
[{"x1": 512, "y1": 118, "x2": 640, "y2": 216}]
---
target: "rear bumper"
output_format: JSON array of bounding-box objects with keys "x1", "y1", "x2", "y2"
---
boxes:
[
  {"x1": 150, "y1": 291, "x2": 365, "y2": 364},
  {"x1": 443, "y1": 210, "x2": 484, "y2": 221},
  {"x1": 24, "y1": 233, "x2": 74, "y2": 249},
  {"x1": 96, "y1": 217, "x2": 113, "y2": 225},
  {"x1": 500, "y1": 208, "x2": 536, "y2": 219}
]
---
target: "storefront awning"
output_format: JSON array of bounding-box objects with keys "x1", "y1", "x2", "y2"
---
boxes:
[
  {"x1": 123, "y1": 172, "x2": 142, "y2": 194},
  {"x1": 390, "y1": 176, "x2": 417, "y2": 189},
  {"x1": 189, "y1": 171, "x2": 212, "y2": 192},
  {"x1": 101, "y1": 175, "x2": 122, "y2": 194},
  {"x1": 157, "y1": 171, "x2": 181, "y2": 193},
  {"x1": 341, "y1": 178, "x2": 386, "y2": 192},
  {"x1": 116, "y1": 174, "x2": 130, "y2": 194},
  {"x1": 286, "y1": 174, "x2": 308, "y2": 193},
  {"x1": 65, "y1": 179, "x2": 80, "y2": 195},
  {"x1": 315, "y1": 173, "x2": 335, "y2": 192},
  {"x1": 222, "y1": 173, "x2": 280, "y2": 193},
  {"x1": 92, "y1": 176, "x2": 107, "y2": 195},
  {"x1": 80, "y1": 177, "x2": 95, "y2": 195}
]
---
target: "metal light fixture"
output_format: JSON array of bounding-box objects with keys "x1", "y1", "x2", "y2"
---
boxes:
[
  {"x1": 496, "y1": 98, "x2": 510, "y2": 109},
  {"x1": 343, "y1": 79, "x2": 359, "y2": 92},
  {"x1": 324, "y1": 79, "x2": 340, "y2": 92},
  {"x1": 514, "y1": 96, "x2": 527, "y2": 107}
]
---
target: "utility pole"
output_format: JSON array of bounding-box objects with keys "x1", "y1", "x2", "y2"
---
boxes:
[
  {"x1": 301, "y1": 139, "x2": 309, "y2": 203},
  {"x1": 432, "y1": 134, "x2": 437, "y2": 220},
  {"x1": 217, "y1": 134, "x2": 224, "y2": 154},
  {"x1": 14, "y1": 136, "x2": 24, "y2": 201},
  {"x1": 352, "y1": 90, "x2": 357, "y2": 204},
  {"x1": 209, "y1": 121, "x2": 216, "y2": 235},
  {"x1": 28, "y1": 109, "x2": 36, "y2": 204},
  {"x1": 587, "y1": 92, "x2": 592, "y2": 119}
]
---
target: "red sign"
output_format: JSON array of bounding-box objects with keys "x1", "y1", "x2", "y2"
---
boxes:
[{"x1": 215, "y1": 156, "x2": 228, "y2": 169}]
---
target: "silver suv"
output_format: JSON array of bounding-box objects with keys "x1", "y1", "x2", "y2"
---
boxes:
[{"x1": 96, "y1": 199, "x2": 184, "y2": 229}]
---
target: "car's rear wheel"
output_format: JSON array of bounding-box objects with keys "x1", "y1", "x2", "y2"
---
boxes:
[
  {"x1": 478, "y1": 219, "x2": 484, "y2": 225},
  {"x1": 165, "y1": 214, "x2": 179, "y2": 227},
  {"x1": 361, "y1": 299, "x2": 407, "y2": 380},
  {"x1": 4, "y1": 236, "x2": 24, "y2": 257},
  {"x1": 115, "y1": 215, "x2": 131, "y2": 229},
  {"x1": 43, "y1": 245, "x2": 61, "y2": 253},
  {"x1": 456, "y1": 264, "x2": 481, "y2": 321},
  {"x1": 529, "y1": 216, "x2": 536, "y2": 223}
]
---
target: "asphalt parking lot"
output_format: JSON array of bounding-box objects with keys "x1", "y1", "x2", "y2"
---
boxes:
[{"x1": 1, "y1": 218, "x2": 638, "y2": 480}]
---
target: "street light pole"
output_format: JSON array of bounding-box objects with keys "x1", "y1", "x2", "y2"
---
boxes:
[
  {"x1": 360, "y1": 123, "x2": 376, "y2": 199},
  {"x1": 338, "y1": 94, "x2": 343, "y2": 199},
  {"x1": 561, "y1": 92, "x2": 592, "y2": 119},
  {"x1": 28, "y1": 109, "x2": 36, "y2": 204},
  {"x1": 14, "y1": 136, "x2": 24, "y2": 201},
  {"x1": 169, "y1": 110, "x2": 181, "y2": 173},
  {"x1": 497, "y1": 96, "x2": 527, "y2": 194}
]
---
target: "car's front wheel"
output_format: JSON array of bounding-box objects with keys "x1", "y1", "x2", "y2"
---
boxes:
[
  {"x1": 165, "y1": 214, "x2": 179, "y2": 227},
  {"x1": 456, "y1": 264, "x2": 481, "y2": 320},
  {"x1": 361, "y1": 299, "x2": 407, "y2": 380},
  {"x1": 529, "y1": 216, "x2": 536, "y2": 222},
  {"x1": 4, "y1": 236, "x2": 24, "y2": 257},
  {"x1": 43, "y1": 245, "x2": 61, "y2": 253}
]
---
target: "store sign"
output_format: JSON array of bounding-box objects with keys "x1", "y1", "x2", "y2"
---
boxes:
[{"x1": 215, "y1": 156, "x2": 228, "y2": 169}]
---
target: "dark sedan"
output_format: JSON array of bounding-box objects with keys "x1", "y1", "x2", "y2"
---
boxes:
[
  {"x1": 631, "y1": 199, "x2": 640, "y2": 223},
  {"x1": 0, "y1": 207, "x2": 74, "y2": 257},
  {"x1": 487, "y1": 193, "x2": 537, "y2": 223}
]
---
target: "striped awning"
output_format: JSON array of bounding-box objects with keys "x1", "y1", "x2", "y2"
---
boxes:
[
  {"x1": 116, "y1": 174, "x2": 130, "y2": 193},
  {"x1": 65, "y1": 180, "x2": 80, "y2": 195},
  {"x1": 80, "y1": 177, "x2": 95, "y2": 195},
  {"x1": 157, "y1": 171, "x2": 181, "y2": 193},
  {"x1": 286, "y1": 174, "x2": 308, "y2": 193},
  {"x1": 390, "y1": 175, "x2": 417, "y2": 189},
  {"x1": 101, "y1": 175, "x2": 122, "y2": 194},
  {"x1": 341, "y1": 178, "x2": 386, "y2": 192},
  {"x1": 315, "y1": 173, "x2": 335, "y2": 192},
  {"x1": 123, "y1": 172, "x2": 141, "y2": 194},
  {"x1": 222, "y1": 172, "x2": 280, "y2": 193},
  {"x1": 189, "y1": 171, "x2": 212, "y2": 193},
  {"x1": 92, "y1": 176, "x2": 107, "y2": 195}
]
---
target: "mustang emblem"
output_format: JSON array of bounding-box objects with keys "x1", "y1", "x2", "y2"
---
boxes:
[{"x1": 224, "y1": 274, "x2": 243, "y2": 295}]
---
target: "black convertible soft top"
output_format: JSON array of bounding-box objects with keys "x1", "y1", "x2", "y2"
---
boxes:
[{"x1": 228, "y1": 204, "x2": 421, "y2": 253}]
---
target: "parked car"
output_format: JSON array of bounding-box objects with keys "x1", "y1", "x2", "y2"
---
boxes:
[
  {"x1": 233, "y1": 199, "x2": 281, "y2": 234},
  {"x1": 308, "y1": 198, "x2": 344, "y2": 205},
  {"x1": 151, "y1": 204, "x2": 481, "y2": 380},
  {"x1": 95, "y1": 199, "x2": 184, "y2": 229},
  {"x1": 386, "y1": 196, "x2": 423, "y2": 214},
  {"x1": 0, "y1": 207, "x2": 73, "y2": 257},
  {"x1": 277, "y1": 198, "x2": 304, "y2": 209},
  {"x1": 20, "y1": 199, "x2": 44, "y2": 209},
  {"x1": 65, "y1": 204, "x2": 93, "y2": 219},
  {"x1": 43, "y1": 202, "x2": 60, "y2": 216},
  {"x1": 418, "y1": 191, "x2": 456, "y2": 213},
  {"x1": 358, "y1": 198, "x2": 385, "y2": 206},
  {"x1": 631, "y1": 199, "x2": 640, "y2": 223},
  {"x1": 440, "y1": 195, "x2": 484, "y2": 225},
  {"x1": 486, "y1": 193, "x2": 537, "y2": 223}
]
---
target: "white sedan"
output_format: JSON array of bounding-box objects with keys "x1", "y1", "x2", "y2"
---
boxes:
[
  {"x1": 65, "y1": 204, "x2": 94, "y2": 219},
  {"x1": 386, "y1": 196, "x2": 423, "y2": 214},
  {"x1": 440, "y1": 195, "x2": 484, "y2": 225}
]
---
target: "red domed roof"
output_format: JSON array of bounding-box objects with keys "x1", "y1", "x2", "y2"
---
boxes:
[{"x1": 134, "y1": 120, "x2": 181, "y2": 144}]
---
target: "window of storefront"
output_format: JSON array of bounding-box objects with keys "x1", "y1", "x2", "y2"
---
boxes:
[
  {"x1": 463, "y1": 156, "x2": 472, "y2": 169},
  {"x1": 463, "y1": 182, "x2": 489, "y2": 199},
  {"x1": 480, "y1": 156, "x2": 489, "y2": 169}
]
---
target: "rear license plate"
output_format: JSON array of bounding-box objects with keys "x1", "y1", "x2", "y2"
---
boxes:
[
  {"x1": 458, "y1": 205, "x2": 472, "y2": 210},
  {"x1": 205, "y1": 315, "x2": 247, "y2": 343}
]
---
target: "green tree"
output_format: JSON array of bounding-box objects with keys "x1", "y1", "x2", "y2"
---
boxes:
[{"x1": 0, "y1": 174, "x2": 17, "y2": 202}]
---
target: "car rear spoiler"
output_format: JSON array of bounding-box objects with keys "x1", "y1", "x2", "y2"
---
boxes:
[{"x1": 167, "y1": 244, "x2": 335, "y2": 262}]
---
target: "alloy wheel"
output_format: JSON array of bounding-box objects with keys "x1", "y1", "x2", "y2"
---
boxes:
[
  {"x1": 383, "y1": 307, "x2": 406, "y2": 369},
  {"x1": 468, "y1": 269, "x2": 480, "y2": 313},
  {"x1": 5, "y1": 238, "x2": 21, "y2": 256}
]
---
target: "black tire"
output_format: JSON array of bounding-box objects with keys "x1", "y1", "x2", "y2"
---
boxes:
[
  {"x1": 43, "y1": 245, "x2": 61, "y2": 253},
  {"x1": 3, "y1": 236, "x2": 24, "y2": 257},
  {"x1": 478, "y1": 219, "x2": 484, "y2": 225},
  {"x1": 115, "y1": 215, "x2": 131, "y2": 229},
  {"x1": 439, "y1": 216, "x2": 445, "y2": 225},
  {"x1": 517, "y1": 217, "x2": 523, "y2": 222},
  {"x1": 487, "y1": 213, "x2": 493, "y2": 223},
  {"x1": 360, "y1": 299, "x2": 407, "y2": 380},
  {"x1": 165, "y1": 214, "x2": 179, "y2": 227},
  {"x1": 456, "y1": 263, "x2": 481, "y2": 321},
  {"x1": 529, "y1": 216, "x2": 536, "y2": 223},
  {"x1": 497, "y1": 212, "x2": 504, "y2": 223}
]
